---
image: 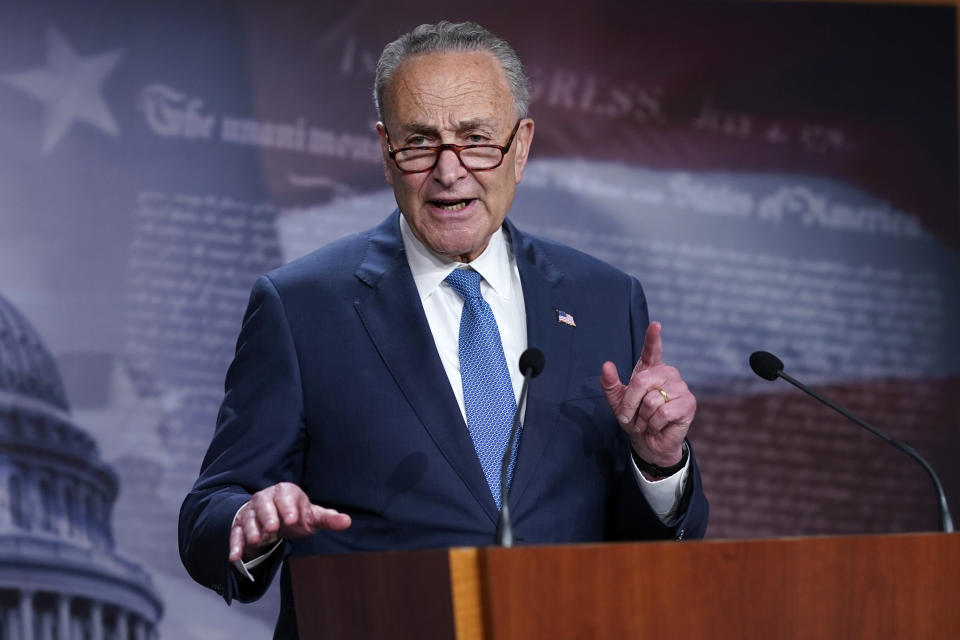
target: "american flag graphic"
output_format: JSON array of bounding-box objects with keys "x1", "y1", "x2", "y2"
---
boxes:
[{"x1": 556, "y1": 309, "x2": 576, "y2": 327}]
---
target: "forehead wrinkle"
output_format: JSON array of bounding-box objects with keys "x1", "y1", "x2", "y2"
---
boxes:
[
  {"x1": 405, "y1": 84, "x2": 498, "y2": 114},
  {"x1": 386, "y1": 51, "x2": 514, "y2": 130}
]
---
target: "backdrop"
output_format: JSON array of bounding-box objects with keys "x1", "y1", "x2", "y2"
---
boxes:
[{"x1": 1, "y1": 0, "x2": 957, "y2": 635}]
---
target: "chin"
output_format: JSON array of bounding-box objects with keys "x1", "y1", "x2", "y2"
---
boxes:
[
  {"x1": 420, "y1": 223, "x2": 487, "y2": 256},
  {"x1": 427, "y1": 236, "x2": 483, "y2": 261}
]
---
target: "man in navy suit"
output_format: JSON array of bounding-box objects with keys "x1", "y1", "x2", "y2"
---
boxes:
[{"x1": 180, "y1": 21, "x2": 708, "y2": 638}]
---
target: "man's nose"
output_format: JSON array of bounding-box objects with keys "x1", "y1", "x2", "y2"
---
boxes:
[{"x1": 433, "y1": 147, "x2": 467, "y2": 185}]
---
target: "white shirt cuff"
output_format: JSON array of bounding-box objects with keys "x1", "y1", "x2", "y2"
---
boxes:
[
  {"x1": 230, "y1": 503, "x2": 284, "y2": 582},
  {"x1": 630, "y1": 452, "x2": 690, "y2": 527}
]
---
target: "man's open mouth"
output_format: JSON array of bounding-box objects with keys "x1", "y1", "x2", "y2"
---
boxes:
[{"x1": 430, "y1": 199, "x2": 475, "y2": 211}]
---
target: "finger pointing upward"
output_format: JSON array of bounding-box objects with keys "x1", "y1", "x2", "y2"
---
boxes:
[{"x1": 638, "y1": 321, "x2": 663, "y2": 371}]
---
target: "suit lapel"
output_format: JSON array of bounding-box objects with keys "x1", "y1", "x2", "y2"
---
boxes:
[
  {"x1": 353, "y1": 212, "x2": 500, "y2": 524},
  {"x1": 505, "y1": 220, "x2": 574, "y2": 510}
]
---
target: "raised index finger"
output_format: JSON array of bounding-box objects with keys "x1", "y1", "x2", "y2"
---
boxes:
[{"x1": 638, "y1": 321, "x2": 663, "y2": 370}]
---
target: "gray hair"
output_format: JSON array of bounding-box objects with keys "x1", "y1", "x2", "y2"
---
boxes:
[{"x1": 374, "y1": 21, "x2": 530, "y2": 123}]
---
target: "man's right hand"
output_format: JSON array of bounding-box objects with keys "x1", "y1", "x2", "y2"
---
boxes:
[{"x1": 228, "y1": 482, "x2": 352, "y2": 563}]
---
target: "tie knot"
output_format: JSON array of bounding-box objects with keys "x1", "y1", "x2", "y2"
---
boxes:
[{"x1": 444, "y1": 268, "x2": 484, "y2": 300}]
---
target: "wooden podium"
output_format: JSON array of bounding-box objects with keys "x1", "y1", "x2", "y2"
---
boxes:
[{"x1": 289, "y1": 533, "x2": 960, "y2": 639}]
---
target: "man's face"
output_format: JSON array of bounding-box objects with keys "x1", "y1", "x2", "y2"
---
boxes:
[{"x1": 377, "y1": 50, "x2": 534, "y2": 263}]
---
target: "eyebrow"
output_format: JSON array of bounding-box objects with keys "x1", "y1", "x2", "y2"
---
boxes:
[
  {"x1": 403, "y1": 123, "x2": 438, "y2": 136},
  {"x1": 457, "y1": 119, "x2": 495, "y2": 132},
  {"x1": 400, "y1": 119, "x2": 497, "y2": 136}
]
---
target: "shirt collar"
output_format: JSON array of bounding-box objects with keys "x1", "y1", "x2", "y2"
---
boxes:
[{"x1": 399, "y1": 214, "x2": 515, "y2": 302}]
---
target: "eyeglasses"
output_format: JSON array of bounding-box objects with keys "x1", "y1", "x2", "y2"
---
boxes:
[{"x1": 386, "y1": 120, "x2": 522, "y2": 173}]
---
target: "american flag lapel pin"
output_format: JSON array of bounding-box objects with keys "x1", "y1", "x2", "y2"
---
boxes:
[{"x1": 555, "y1": 309, "x2": 576, "y2": 327}]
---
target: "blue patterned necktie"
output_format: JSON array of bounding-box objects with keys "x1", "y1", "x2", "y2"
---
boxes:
[{"x1": 444, "y1": 268, "x2": 518, "y2": 509}]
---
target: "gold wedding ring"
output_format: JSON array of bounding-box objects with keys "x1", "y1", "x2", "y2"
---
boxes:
[{"x1": 655, "y1": 387, "x2": 670, "y2": 403}]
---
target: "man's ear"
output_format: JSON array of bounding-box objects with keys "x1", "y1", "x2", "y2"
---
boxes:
[
  {"x1": 376, "y1": 122, "x2": 394, "y2": 186},
  {"x1": 513, "y1": 118, "x2": 535, "y2": 184}
]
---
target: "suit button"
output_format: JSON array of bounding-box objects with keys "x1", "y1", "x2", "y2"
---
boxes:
[{"x1": 676, "y1": 529, "x2": 685, "y2": 540}]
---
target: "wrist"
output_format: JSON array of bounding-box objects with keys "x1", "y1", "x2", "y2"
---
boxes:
[
  {"x1": 241, "y1": 532, "x2": 279, "y2": 562},
  {"x1": 632, "y1": 441, "x2": 688, "y2": 479}
]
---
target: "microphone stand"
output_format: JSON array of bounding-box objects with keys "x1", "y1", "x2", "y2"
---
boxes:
[
  {"x1": 497, "y1": 367, "x2": 534, "y2": 547},
  {"x1": 775, "y1": 369, "x2": 954, "y2": 533}
]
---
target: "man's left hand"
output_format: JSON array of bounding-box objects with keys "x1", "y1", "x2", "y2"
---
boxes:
[{"x1": 600, "y1": 321, "x2": 695, "y2": 470}]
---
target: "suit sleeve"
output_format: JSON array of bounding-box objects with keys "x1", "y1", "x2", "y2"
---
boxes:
[
  {"x1": 607, "y1": 276, "x2": 709, "y2": 541},
  {"x1": 178, "y1": 275, "x2": 307, "y2": 603}
]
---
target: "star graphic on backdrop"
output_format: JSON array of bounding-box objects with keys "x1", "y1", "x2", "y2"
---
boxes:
[
  {"x1": 2, "y1": 26, "x2": 123, "y2": 153},
  {"x1": 70, "y1": 355, "x2": 175, "y2": 469}
]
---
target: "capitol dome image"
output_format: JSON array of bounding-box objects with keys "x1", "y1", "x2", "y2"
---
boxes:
[{"x1": 0, "y1": 294, "x2": 162, "y2": 639}]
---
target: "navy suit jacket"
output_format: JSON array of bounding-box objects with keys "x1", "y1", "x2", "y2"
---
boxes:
[{"x1": 179, "y1": 211, "x2": 708, "y2": 637}]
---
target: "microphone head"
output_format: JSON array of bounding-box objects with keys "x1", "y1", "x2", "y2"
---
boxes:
[
  {"x1": 519, "y1": 348, "x2": 545, "y2": 378},
  {"x1": 749, "y1": 351, "x2": 784, "y2": 381}
]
